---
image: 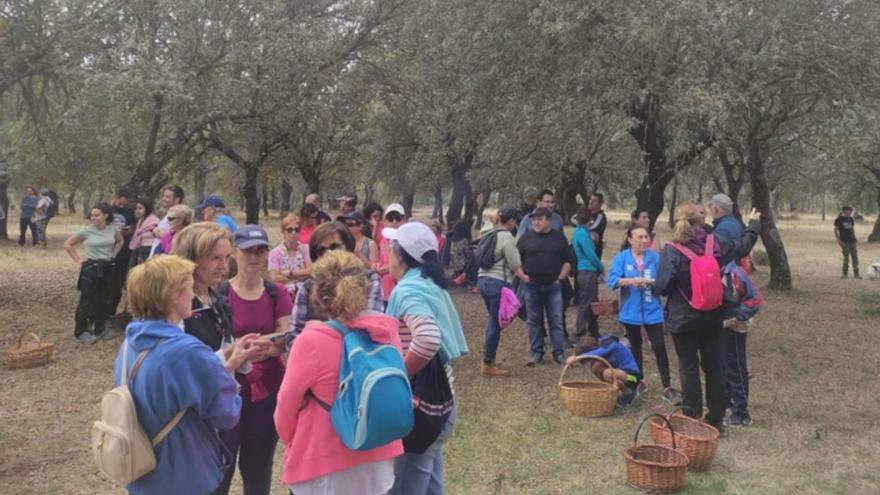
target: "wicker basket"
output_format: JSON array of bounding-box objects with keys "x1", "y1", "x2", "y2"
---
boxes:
[
  {"x1": 558, "y1": 355, "x2": 618, "y2": 417},
  {"x1": 590, "y1": 299, "x2": 619, "y2": 316},
  {"x1": 6, "y1": 333, "x2": 55, "y2": 369},
  {"x1": 625, "y1": 414, "x2": 690, "y2": 493},
  {"x1": 650, "y1": 413, "x2": 720, "y2": 471}
]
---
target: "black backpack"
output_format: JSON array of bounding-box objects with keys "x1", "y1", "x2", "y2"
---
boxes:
[
  {"x1": 474, "y1": 228, "x2": 504, "y2": 270},
  {"x1": 46, "y1": 190, "x2": 59, "y2": 219}
]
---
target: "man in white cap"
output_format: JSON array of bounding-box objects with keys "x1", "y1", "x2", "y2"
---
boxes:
[{"x1": 375, "y1": 202, "x2": 407, "y2": 305}]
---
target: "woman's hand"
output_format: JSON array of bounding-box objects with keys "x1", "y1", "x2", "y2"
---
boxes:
[
  {"x1": 748, "y1": 208, "x2": 761, "y2": 222},
  {"x1": 226, "y1": 333, "x2": 270, "y2": 371}
]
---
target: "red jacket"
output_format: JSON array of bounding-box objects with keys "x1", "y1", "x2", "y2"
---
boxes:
[{"x1": 274, "y1": 312, "x2": 404, "y2": 484}]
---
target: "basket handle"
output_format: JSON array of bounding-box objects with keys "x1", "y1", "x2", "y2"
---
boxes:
[
  {"x1": 632, "y1": 414, "x2": 677, "y2": 458},
  {"x1": 663, "y1": 405, "x2": 695, "y2": 419},
  {"x1": 16, "y1": 332, "x2": 41, "y2": 348},
  {"x1": 557, "y1": 354, "x2": 614, "y2": 388}
]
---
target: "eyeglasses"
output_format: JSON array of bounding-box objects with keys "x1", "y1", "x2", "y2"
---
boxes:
[
  {"x1": 315, "y1": 242, "x2": 343, "y2": 256},
  {"x1": 284, "y1": 227, "x2": 301, "y2": 234},
  {"x1": 167, "y1": 217, "x2": 177, "y2": 221}
]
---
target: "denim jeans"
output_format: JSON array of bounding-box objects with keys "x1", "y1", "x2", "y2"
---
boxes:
[
  {"x1": 18, "y1": 218, "x2": 37, "y2": 246},
  {"x1": 721, "y1": 328, "x2": 750, "y2": 421},
  {"x1": 390, "y1": 405, "x2": 457, "y2": 495},
  {"x1": 478, "y1": 277, "x2": 505, "y2": 363},
  {"x1": 524, "y1": 281, "x2": 567, "y2": 357},
  {"x1": 672, "y1": 323, "x2": 727, "y2": 427}
]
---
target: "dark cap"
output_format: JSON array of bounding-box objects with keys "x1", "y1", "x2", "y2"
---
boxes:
[
  {"x1": 337, "y1": 210, "x2": 367, "y2": 224},
  {"x1": 197, "y1": 194, "x2": 226, "y2": 209},
  {"x1": 498, "y1": 206, "x2": 519, "y2": 223},
  {"x1": 532, "y1": 207, "x2": 552, "y2": 219},
  {"x1": 234, "y1": 225, "x2": 270, "y2": 249}
]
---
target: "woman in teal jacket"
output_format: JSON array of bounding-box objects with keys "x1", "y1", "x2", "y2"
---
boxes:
[
  {"x1": 607, "y1": 224, "x2": 678, "y2": 404},
  {"x1": 572, "y1": 208, "x2": 604, "y2": 339}
]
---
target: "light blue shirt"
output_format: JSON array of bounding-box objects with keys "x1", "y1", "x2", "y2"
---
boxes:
[{"x1": 215, "y1": 214, "x2": 238, "y2": 233}]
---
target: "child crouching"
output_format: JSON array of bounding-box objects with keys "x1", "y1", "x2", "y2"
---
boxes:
[{"x1": 566, "y1": 335, "x2": 642, "y2": 407}]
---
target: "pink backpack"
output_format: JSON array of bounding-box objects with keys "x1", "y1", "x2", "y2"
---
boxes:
[
  {"x1": 498, "y1": 286, "x2": 521, "y2": 330},
  {"x1": 669, "y1": 234, "x2": 723, "y2": 311}
]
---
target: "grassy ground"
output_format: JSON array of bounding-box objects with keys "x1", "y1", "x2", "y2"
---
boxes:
[{"x1": 1, "y1": 212, "x2": 879, "y2": 494}]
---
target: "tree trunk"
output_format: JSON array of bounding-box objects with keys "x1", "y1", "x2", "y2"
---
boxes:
[
  {"x1": 300, "y1": 164, "x2": 321, "y2": 195},
  {"x1": 363, "y1": 181, "x2": 375, "y2": 206},
  {"x1": 668, "y1": 172, "x2": 679, "y2": 228},
  {"x1": 193, "y1": 167, "x2": 208, "y2": 209},
  {"x1": 402, "y1": 191, "x2": 416, "y2": 219},
  {"x1": 867, "y1": 186, "x2": 880, "y2": 242},
  {"x1": 431, "y1": 188, "x2": 443, "y2": 222},
  {"x1": 82, "y1": 191, "x2": 92, "y2": 219},
  {"x1": 446, "y1": 164, "x2": 469, "y2": 225},
  {"x1": 244, "y1": 166, "x2": 260, "y2": 225},
  {"x1": 261, "y1": 180, "x2": 269, "y2": 218},
  {"x1": 66, "y1": 190, "x2": 76, "y2": 215},
  {"x1": 475, "y1": 189, "x2": 492, "y2": 231},
  {"x1": 0, "y1": 167, "x2": 9, "y2": 239},
  {"x1": 748, "y1": 137, "x2": 792, "y2": 290},
  {"x1": 281, "y1": 179, "x2": 293, "y2": 216}
]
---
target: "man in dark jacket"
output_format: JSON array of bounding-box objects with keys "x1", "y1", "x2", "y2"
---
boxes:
[
  {"x1": 518, "y1": 207, "x2": 575, "y2": 366},
  {"x1": 654, "y1": 206, "x2": 761, "y2": 432}
]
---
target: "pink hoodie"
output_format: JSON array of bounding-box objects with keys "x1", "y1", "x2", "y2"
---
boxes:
[{"x1": 274, "y1": 312, "x2": 405, "y2": 485}]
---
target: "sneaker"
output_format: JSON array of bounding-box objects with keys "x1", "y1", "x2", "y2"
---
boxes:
[
  {"x1": 637, "y1": 381, "x2": 648, "y2": 394},
  {"x1": 841, "y1": 273, "x2": 848, "y2": 279},
  {"x1": 723, "y1": 415, "x2": 752, "y2": 429},
  {"x1": 76, "y1": 332, "x2": 97, "y2": 344},
  {"x1": 453, "y1": 273, "x2": 467, "y2": 286},
  {"x1": 662, "y1": 387, "x2": 683, "y2": 406},
  {"x1": 552, "y1": 353, "x2": 565, "y2": 365},
  {"x1": 617, "y1": 389, "x2": 637, "y2": 407},
  {"x1": 481, "y1": 362, "x2": 510, "y2": 377},
  {"x1": 854, "y1": 273, "x2": 862, "y2": 279},
  {"x1": 471, "y1": 286, "x2": 479, "y2": 295},
  {"x1": 526, "y1": 353, "x2": 543, "y2": 367},
  {"x1": 98, "y1": 330, "x2": 116, "y2": 341}
]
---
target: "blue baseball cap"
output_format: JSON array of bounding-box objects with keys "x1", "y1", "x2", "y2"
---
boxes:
[
  {"x1": 197, "y1": 194, "x2": 226, "y2": 209},
  {"x1": 234, "y1": 225, "x2": 269, "y2": 249}
]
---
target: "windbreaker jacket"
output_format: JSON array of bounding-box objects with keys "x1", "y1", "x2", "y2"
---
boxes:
[{"x1": 607, "y1": 249, "x2": 663, "y2": 326}]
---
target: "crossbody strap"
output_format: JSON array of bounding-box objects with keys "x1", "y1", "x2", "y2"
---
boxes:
[{"x1": 122, "y1": 338, "x2": 188, "y2": 446}]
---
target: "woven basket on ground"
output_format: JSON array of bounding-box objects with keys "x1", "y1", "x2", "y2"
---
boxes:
[
  {"x1": 558, "y1": 355, "x2": 618, "y2": 417},
  {"x1": 590, "y1": 299, "x2": 619, "y2": 316},
  {"x1": 649, "y1": 413, "x2": 720, "y2": 471},
  {"x1": 625, "y1": 414, "x2": 690, "y2": 493},
  {"x1": 6, "y1": 332, "x2": 54, "y2": 369}
]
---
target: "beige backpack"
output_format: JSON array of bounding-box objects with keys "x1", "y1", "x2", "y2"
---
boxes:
[{"x1": 90, "y1": 339, "x2": 186, "y2": 485}]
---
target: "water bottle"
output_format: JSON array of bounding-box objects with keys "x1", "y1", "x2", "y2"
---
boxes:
[{"x1": 643, "y1": 267, "x2": 653, "y2": 303}]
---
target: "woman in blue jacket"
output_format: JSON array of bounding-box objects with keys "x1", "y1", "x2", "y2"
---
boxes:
[
  {"x1": 607, "y1": 224, "x2": 678, "y2": 404},
  {"x1": 116, "y1": 255, "x2": 265, "y2": 495}
]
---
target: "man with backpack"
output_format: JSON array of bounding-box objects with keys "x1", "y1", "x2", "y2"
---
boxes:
[
  {"x1": 518, "y1": 207, "x2": 575, "y2": 366},
  {"x1": 32, "y1": 188, "x2": 55, "y2": 249}
]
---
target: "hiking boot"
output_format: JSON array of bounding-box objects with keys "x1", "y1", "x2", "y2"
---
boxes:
[
  {"x1": 552, "y1": 353, "x2": 566, "y2": 365},
  {"x1": 723, "y1": 415, "x2": 752, "y2": 429},
  {"x1": 76, "y1": 332, "x2": 97, "y2": 344},
  {"x1": 662, "y1": 387, "x2": 683, "y2": 406},
  {"x1": 526, "y1": 353, "x2": 543, "y2": 367},
  {"x1": 617, "y1": 388, "x2": 637, "y2": 407},
  {"x1": 481, "y1": 362, "x2": 510, "y2": 377}
]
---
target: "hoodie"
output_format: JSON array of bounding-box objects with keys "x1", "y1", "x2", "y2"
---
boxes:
[
  {"x1": 274, "y1": 312, "x2": 405, "y2": 485},
  {"x1": 117, "y1": 319, "x2": 240, "y2": 495}
]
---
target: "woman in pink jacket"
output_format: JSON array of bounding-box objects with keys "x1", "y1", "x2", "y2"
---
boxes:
[{"x1": 274, "y1": 250, "x2": 404, "y2": 494}]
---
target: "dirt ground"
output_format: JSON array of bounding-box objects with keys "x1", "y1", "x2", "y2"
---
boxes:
[{"x1": 1, "y1": 212, "x2": 879, "y2": 494}]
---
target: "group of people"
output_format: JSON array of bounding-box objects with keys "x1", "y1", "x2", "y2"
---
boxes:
[
  {"x1": 79, "y1": 185, "x2": 465, "y2": 495},
  {"x1": 12, "y1": 186, "x2": 56, "y2": 249},
  {"x1": 474, "y1": 190, "x2": 763, "y2": 433}
]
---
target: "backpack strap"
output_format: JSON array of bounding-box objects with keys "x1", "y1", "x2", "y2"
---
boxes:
[
  {"x1": 263, "y1": 279, "x2": 278, "y2": 302},
  {"x1": 325, "y1": 319, "x2": 350, "y2": 336},
  {"x1": 667, "y1": 242, "x2": 697, "y2": 260},
  {"x1": 151, "y1": 409, "x2": 187, "y2": 446},
  {"x1": 705, "y1": 234, "x2": 715, "y2": 257},
  {"x1": 305, "y1": 389, "x2": 332, "y2": 412}
]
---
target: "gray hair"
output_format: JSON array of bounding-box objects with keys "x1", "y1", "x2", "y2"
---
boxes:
[{"x1": 708, "y1": 193, "x2": 733, "y2": 214}]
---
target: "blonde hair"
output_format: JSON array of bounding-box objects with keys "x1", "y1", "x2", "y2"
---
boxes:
[
  {"x1": 169, "y1": 204, "x2": 194, "y2": 228},
  {"x1": 281, "y1": 213, "x2": 301, "y2": 230},
  {"x1": 310, "y1": 250, "x2": 368, "y2": 322},
  {"x1": 127, "y1": 255, "x2": 195, "y2": 320},
  {"x1": 672, "y1": 202, "x2": 704, "y2": 244},
  {"x1": 170, "y1": 222, "x2": 234, "y2": 262}
]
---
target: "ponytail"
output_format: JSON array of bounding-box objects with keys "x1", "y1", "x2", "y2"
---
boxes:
[
  {"x1": 671, "y1": 203, "x2": 702, "y2": 244},
  {"x1": 393, "y1": 241, "x2": 447, "y2": 289}
]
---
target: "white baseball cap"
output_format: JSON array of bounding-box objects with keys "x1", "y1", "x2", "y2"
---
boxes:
[
  {"x1": 385, "y1": 203, "x2": 405, "y2": 217},
  {"x1": 382, "y1": 222, "x2": 438, "y2": 261}
]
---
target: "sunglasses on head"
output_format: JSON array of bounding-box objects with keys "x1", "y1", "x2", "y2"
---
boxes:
[
  {"x1": 284, "y1": 227, "x2": 301, "y2": 234},
  {"x1": 315, "y1": 242, "x2": 343, "y2": 256}
]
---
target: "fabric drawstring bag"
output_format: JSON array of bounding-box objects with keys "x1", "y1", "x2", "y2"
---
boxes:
[{"x1": 499, "y1": 285, "x2": 521, "y2": 330}]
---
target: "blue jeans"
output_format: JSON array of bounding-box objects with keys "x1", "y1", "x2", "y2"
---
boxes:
[
  {"x1": 721, "y1": 328, "x2": 750, "y2": 421},
  {"x1": 390, "y1": 405, "x2": 457, "y2": 495},
  {"x1": 478, "y1": 277, "x2": 504, "y2": 363},
  {"x1": 524, "y1": 281, "x2": 566, "y2": 357}
]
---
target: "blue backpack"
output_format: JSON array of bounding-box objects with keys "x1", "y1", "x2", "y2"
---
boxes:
[{"x1": 310, "y1": 319, "x2": 414, "y2": 451}]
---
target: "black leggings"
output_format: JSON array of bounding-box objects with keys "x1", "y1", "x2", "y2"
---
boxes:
[
  {"x1": 212, "y1": 396, "x2": 278, "y2": 495},
  {"x1": 74, "y1": 260, "x2": 113, "y2": 336},
  {"x1": 623, "y1": 323, "x2": 671, "y2": 388}
]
